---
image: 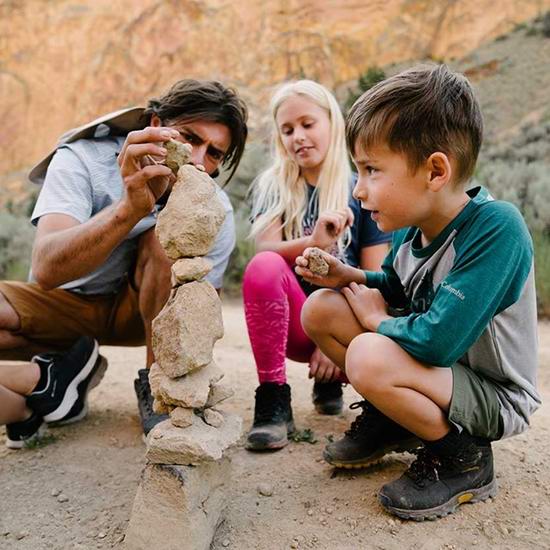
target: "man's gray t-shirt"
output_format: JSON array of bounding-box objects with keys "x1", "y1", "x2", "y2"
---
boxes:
[{"x1": 31, "y1": 136, "x2": 236, "y2": 294}]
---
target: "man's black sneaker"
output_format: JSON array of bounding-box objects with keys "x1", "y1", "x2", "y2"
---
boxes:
[
  {"x1": 378, "y1": 442, "x2": 497, "y2": 521},
  {"x1": 246, "y1": 382, "x2": 295, "y2": 451},
  {"x1": 48, "y1": 355, "x2": 108, "y2": 426},
  {"x1": 323, "y1": 400, "x2": 421, "y2": 468},
  {"x1": 26, "y1": 336, "x2": 100, "y2": 423},
  {"x1": 134, "y1": 368, "x2": 168, "y2": 437},
  {"x1": 5, "y1": 411, "x2": 46, "y2": 449},
  {"x1": 312, "y1": 381, "x2": 343, "y2": 415}
]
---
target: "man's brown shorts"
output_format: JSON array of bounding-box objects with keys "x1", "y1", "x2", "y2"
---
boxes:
[{"x1": 0, "y1": 280, "x2": 145, "y2": 349}]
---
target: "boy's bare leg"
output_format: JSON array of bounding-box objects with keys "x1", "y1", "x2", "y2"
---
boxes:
[
  {"x1": 301, "y1": 289, "x2": 364, "y2": 370},
  {"x1": 346, "y1": 333, "x2": 453, "y2": 441},
  {"x1": 0, "y1": 362, "x2": 40, "y2": 396},
  {"x1": 134, "y1": 228, "x2": 173, "y2": 368},
  {"x1": 0, "y1": 385, "x2": 32, "y2": 424}
]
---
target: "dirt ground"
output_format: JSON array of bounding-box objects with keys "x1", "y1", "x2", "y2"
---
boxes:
[{"x1": 1, "y1": 300, "x2": 549, "y2": 550}]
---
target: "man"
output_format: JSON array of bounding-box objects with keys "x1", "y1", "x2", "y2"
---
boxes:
[{"x1": 0, "y1": 79, "x2": 248, "y2": 446}]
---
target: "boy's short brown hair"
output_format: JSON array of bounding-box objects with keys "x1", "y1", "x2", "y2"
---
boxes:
[{"x1": 346, "y1": 64, "x2": 483, "y2": 184}]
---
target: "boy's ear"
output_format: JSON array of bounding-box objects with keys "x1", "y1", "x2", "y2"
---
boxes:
[
  {"x1": 426, "y1": 152, "x2": 452, "y2": 192},
  {"x1": 150, "y1": 114, "x2": 161, "y2": 127}
]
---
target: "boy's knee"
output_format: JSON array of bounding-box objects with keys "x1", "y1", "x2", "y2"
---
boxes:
[
  {"x1": 301, "y1": 288, "x2": 339, "y2": 337},
  {"x1": 346, "y1": 333, "x2": 393, "y2": 393}
]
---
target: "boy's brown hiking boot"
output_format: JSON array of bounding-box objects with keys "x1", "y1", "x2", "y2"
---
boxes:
[
  {"x1": 323, "y1": 400, "x2": 421, "y2": 469},
  {"x1": 378, "y1": 441, "x2": 497, "y2": 521}
]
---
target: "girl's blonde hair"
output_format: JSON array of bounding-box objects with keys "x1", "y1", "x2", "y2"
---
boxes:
[{"x1": 249, "y1": 80, "x2": 351, "y2": 245}]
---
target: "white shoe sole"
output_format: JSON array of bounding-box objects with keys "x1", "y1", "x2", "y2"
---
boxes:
[
  {"x1": 5, "y1": 422, "x2": 47, "y2": 449},
  {"x1": 43, "y1": 341, "x2": 99, "y2": 422}
]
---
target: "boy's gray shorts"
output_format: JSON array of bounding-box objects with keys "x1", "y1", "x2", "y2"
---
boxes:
[{"x1": 449, "y1": 363, "x2": 503, "y2": 440}]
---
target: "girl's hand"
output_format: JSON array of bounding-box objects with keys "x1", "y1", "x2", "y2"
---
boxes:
[
  {"x1": 341, "y1": 282, "x2": 391, "y2": 331},
  {"x1": 308, "y1": 347, "x2": 340, "y2": 383},
  {"x1": 295, "y1": 247, "x2": 358, "y2": 288},
  {"x1": 310, "y1": 208, "x2": 354, "y2": 249}
]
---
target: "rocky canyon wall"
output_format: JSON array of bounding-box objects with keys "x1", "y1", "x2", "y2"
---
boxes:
[{"x1": 1, "y1": 0, "x2": 550, "y2": 179}]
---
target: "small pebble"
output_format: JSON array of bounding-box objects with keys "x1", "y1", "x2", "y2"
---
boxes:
[
  {"x1": 51, "y1": 488, "x2": 61, "y2": 497},
  {"x1": 15, "y1": 531, "x2": 29, "y2": 540},
  {"x1": 257, "y1": 483, "x2": 273, "y2": 497},
  {"x1": 307, "y1": 510, "x2": 314, "y2": 516},
  {"x1": 222, "y1": 539, "x2": 230, "y2": 548},
  {"x1": 57, "y1": 494, "x2": 69, "y2": 503},
  {"x1": 98, "y1": 532, "x2": 106, "y2": 539}
]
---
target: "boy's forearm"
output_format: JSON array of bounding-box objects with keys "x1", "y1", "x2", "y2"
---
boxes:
[{"x1": 340, "y1": 265, "x2": 367, "y2": 286}]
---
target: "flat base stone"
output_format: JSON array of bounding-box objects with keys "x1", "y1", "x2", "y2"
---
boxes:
[
  {"x1": 125, "y1": 459, "x2": 230, "y2": 550},
  {"x1": 146, "y1": 413, "x2": 242, "y2": 466}
]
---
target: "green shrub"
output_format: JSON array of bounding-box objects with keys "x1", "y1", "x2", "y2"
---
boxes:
[
  {"x1": 0, "y1": 212, "x2": 35, "y2": 280},
  {"x1": 345, "y1": 67, "x2": 387, "y2": 111},
  {"x1": 475, "y1": 154, "x2": 550, "y2": 316},
  {"x1": 222, "y1": 143, "x2": 269, "y2": 293}
]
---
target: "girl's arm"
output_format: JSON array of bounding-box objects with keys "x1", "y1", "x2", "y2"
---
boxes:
[{"x1": 255, "y1": 209, "x2": 352, "y2": 263}]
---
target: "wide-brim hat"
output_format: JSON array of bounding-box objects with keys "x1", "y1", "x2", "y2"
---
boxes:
[{"x1": 29, "y1": 106, "x2": 146, "y2": 185}]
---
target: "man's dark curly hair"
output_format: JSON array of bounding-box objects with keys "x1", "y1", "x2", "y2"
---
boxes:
[{"x1": 144, "y1": 79, "x2": 248, "y2": 183}]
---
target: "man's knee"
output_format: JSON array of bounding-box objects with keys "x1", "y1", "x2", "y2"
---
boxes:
[
  {"x1": 0, "y1": 291, "x2": 21, "y2": 331},
  {"x1": 301, "y1": 288, "x2": 342, "y2": 338}
]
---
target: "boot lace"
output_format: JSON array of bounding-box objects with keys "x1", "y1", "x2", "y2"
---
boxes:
[
  {"x1": 406, "y1": 448, "x2": 441, "y2": 487},
  {"x1": 344, "y1": 400, "x2": 382, "y2": 440}
]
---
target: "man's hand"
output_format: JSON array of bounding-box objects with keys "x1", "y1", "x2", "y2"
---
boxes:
[
  {"x1": 308, "y1": 347, "x2": 340, "y2": 383},
  {"x1": 341, "y1": 282, "x2": 391, "y2": 332},
  {"x1": 310, "y1": 208, "x2": 354, "y2": 250},
  {"x1": 295, "y1": 247, "x2": 364, "y2": 288},
  {"x1": 117, "y1": 126, "x2": 180, "y2": 221}
]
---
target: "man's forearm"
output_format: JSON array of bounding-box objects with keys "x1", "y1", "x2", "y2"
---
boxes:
[{"x1": 32, "y1": 202, "x2": 143, "y2": 289}]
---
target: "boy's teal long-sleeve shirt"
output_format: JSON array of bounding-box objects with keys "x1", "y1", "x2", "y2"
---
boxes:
[{"x1": 365, "y1": 186, "x2": 540, "y2": 438}]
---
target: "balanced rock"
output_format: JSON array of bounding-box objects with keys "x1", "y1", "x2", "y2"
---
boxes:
[
  {"x1": 206, "y1": 381, "x2": 234, "y2": 408},
  {"x1": 171, "y1": 257, "x2": 212, "y2": 286},
  {"x1": 152, "y1": 281, "x2": 224, "y2": 378},
  {"x1": 164, "y1": 140, "x2": 192, "y2": 176},
  {"x1": 146, "y1": 414, "x2": 242, "y2": 465},
  {"x1": 170, "y1": 407, "x2": 195, "y2": 429},
  {"x1": 203, "y1": 408, "x2": 224, "y2": 428},
  {"x1": 157, "y1": 362, "x2": 224, "y2": 410},
  {"x1": 155, "y1": 165, "x2": 226, "y2": 259},
  {"x1": 124, "y1": 460, "x2": 230, "y2": 550}
]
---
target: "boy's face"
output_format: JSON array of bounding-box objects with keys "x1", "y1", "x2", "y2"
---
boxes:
[{"x1": 352, "y1": 142, "x2": 430, "y2": 233}]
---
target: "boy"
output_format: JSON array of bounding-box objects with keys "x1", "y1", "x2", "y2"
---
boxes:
[{"x1": 296, "y1": 64, "x2": 540, "y2": 520}]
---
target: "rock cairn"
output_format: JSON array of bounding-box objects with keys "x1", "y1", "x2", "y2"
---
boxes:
[{"x1": 125, "y1": 141, "x2": 242, "y2": 550}]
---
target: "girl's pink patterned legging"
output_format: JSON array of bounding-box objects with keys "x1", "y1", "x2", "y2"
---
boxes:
[{"x1": 242, "y1": 251, "x2": 316, "y2": 384}]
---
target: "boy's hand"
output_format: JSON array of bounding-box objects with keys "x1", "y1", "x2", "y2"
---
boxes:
[
  {"x1": 308, "y1": 347, "x2": 340, "y2": 383},
  {"x1": 310, "y1": 208, "x2": 354, "y2": 249},
  {"x1": 341, "y1": 282, "x2": 391, "y2": 331},
  {"x1": 295, "y1": 247, "x2": 358, "y2": 288}
]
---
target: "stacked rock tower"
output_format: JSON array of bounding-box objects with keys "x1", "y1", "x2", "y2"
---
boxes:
[{"x1": 125, "y1": 142, "x2": 242, "y2": 550}]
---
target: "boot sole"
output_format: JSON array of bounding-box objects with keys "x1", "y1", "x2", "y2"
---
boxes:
[
  {"x1": 324, "y1": 436, "x2": 421, "y2": 469},
  {"x1": 245, "y1": 421, "x2": 295, "y2": 452},
  {"x1": 379, "y1": 477, "x2": 498, "y2": 521}
]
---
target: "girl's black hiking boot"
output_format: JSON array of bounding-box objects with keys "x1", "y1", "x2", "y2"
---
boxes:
[
  {"x1": 323, "y1": 400, "x2": 420, "y2": 468},
  {"x1": 378, "y1": 441, "x2": 497, "y2": 521},
  {"x1": 312, "y1": 380, "x2": 343, "y2": 415},
  {"x1": 246, "y1": 382, "x2": 294, "y2": 451}
]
